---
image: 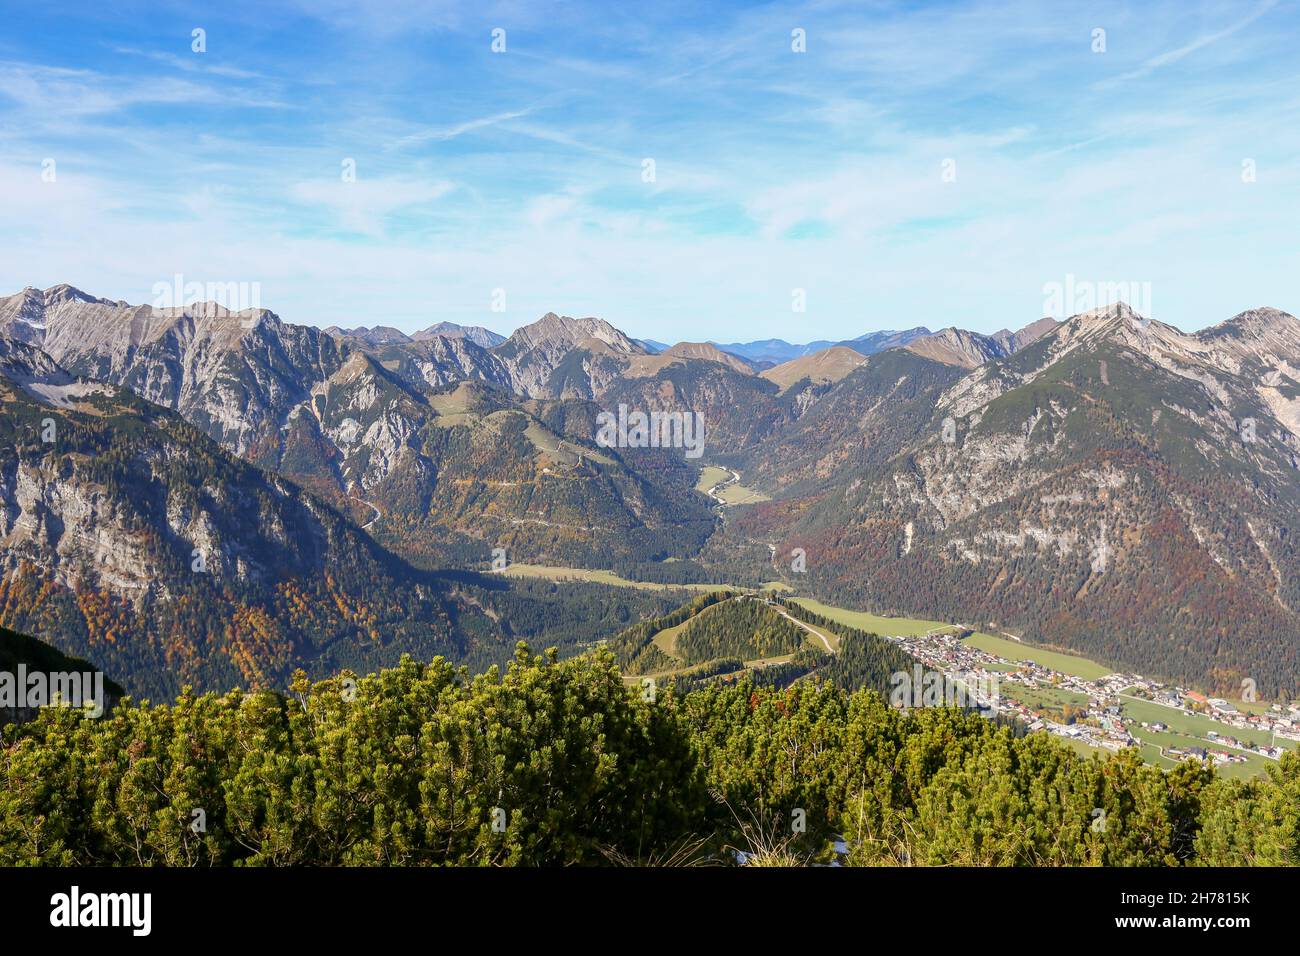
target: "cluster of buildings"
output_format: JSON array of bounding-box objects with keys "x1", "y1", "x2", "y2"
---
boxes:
[{"x1": 884, "y1": 628, "x2": 1300, "y2": 769}]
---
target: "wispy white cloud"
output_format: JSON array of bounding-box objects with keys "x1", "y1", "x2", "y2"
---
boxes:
[
  {"x1": 110, "y1": 47, "x2": 270, "y2": 81},
  {"x1": 0, "y1": 61, "x2": 285, "y2": 117},
  {"x1": 290, "y1": 176, "x2": 455, "y2": 235},
  {"x1": 1111, "y1": 0, "x2": 1280, "y2": 83},
  {"x1": 388, "y1": 108, "x2": 536, "y2": 149},
  {"x1": 2, "y1": 0, "x2": 1298, "y2": 341}
]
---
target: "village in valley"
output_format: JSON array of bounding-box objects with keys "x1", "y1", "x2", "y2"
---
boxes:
[{"x1": 887, "y1": 627, "x2": 1300, "y2": 778}]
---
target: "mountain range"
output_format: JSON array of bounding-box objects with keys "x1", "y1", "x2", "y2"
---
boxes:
[
  {"x1": 2, "y1": 283, "x2": 1299, "y2": 697},
  {"x1": 713, "y1": 327, "x2": 933, "y2": 366},
  {"x1": 324, "y1": 322, "x2": 507, "y2": 349}
]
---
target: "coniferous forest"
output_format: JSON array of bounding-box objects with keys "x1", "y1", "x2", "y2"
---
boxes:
[{"x1": 3, "y1": 643, "x2": 1297, "y2": 867}]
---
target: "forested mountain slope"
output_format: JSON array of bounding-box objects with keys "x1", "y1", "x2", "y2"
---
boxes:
[
  {"x1": 0, "y1": 338, "x2": 686, "y2": 697},
  {"x1": 741, "y1": 305, "x2": 1300, "y2": 695}
]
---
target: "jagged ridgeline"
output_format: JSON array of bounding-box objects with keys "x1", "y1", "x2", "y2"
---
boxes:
[{"x1": 608, "y1": 591, "x2": 915, "y2": 694}]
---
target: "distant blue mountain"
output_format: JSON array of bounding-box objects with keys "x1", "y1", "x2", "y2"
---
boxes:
[{"x1": 714, "y1": 327, "x2": 931, "y2": 365}]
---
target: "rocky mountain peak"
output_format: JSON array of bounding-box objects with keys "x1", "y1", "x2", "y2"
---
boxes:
[
  {"x1": 1066, "y1": 300, "x2": 1146, "y2": 330},
  {"x1": 0, "y1": 336, "x2": 70, "y2": 383},
  {"x1": 42, "y1": 284, "x2": 108, "y2": 307},
  {"x1": 759, "y1": 344, "x2": 867, "y2": 391},
  {"x1": 621, "y1": 340, "x2": 757, "y2": 380},
  {"x1": 905, "y1": 327, "x2": 1007, "y2": 368},
  {"x1": 661, "y1": 341, "x2": 752, "y2": 368},
  {"x1": 0, "y1": 336, "x2": 119, "y2": 410},
  {"x1": 1039, "y1": 303, "x2": 1225, "y2": 377},
  {"x1": 1198, "y1": 306, "x2": 1300, "y2": 345},
  {"x1": 989, "y1": 317, "x2": 1059, "y2": 353},
  {"x1": 1190, "y1": 307, "x2": 1300, "y2": 378},
  {"x1": 503, "y1": 312, "x2": 645, "y2": 356},
  {"x1": 336, "y1": 349, "x2": 378, "y2": 380},
  {"x1": 326, "y1": 325, "x2": 413, "y2": 346},
  {"x1": 412, "y1": 321, "x2": 505, "y2": 348},
  {"x1": 172, "y1": 300, "x2": 278, "y2": 327}
]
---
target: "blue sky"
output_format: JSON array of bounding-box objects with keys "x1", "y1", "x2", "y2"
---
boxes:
[{"x1": 1, "y1": 0, "x2": 1297, "y2": 342}]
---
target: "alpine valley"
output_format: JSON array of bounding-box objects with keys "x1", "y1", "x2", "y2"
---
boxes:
[{"x1": 2, "y1": 284, "x2": 1299, "y2": 700}]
